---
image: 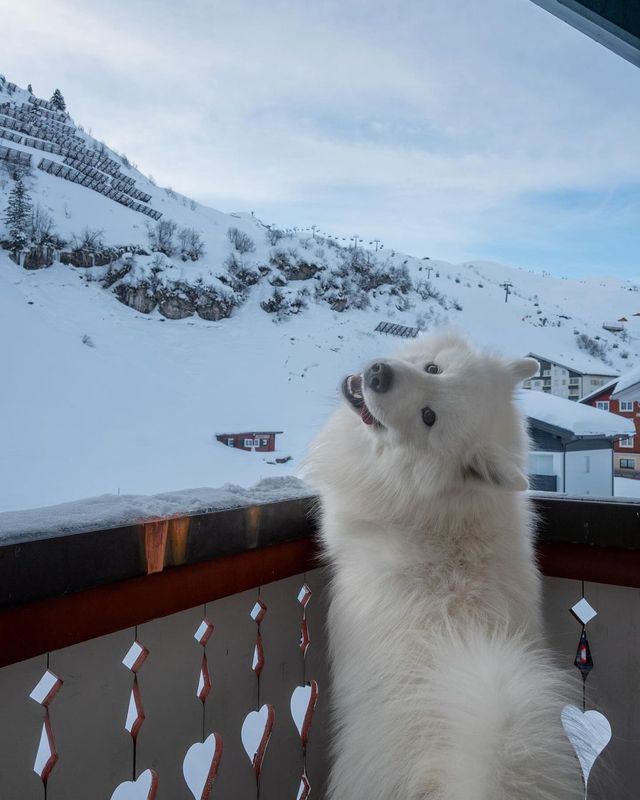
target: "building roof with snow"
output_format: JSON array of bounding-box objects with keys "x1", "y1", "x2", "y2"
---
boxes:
[
  {"x1": 579, "y1": 375, "x2": 620, "y2": 403},
  {"x1": 526, "y1": 352, "x2": 619, "y2": 378},
  {"x1": 579, "y1": 363, "x2": 640, "y2": 403},
  {"x1": 612, "y1": 364, "x2": 640, "y2": 401},
  {"x1": 518, "y1": 389, "x2": 635, "y2": 441}
]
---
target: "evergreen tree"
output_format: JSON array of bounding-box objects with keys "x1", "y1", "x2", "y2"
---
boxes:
[
  {"x1": 3, "y1": 178, "x2": 33, "y2": 256},
  {"x1": 50, "y1": 88, "x2": 66, "y2": 111},
  {"x1": 27, "y1": 83, "x2": 33, "y2": 94}
]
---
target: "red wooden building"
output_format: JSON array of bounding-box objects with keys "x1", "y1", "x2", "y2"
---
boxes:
[
  {"x1": 216, "y1": 431, "x2": 283, "y2": 452},
  {"x1": 582, "y1": 383, "x2": 639, "y2": 477}
]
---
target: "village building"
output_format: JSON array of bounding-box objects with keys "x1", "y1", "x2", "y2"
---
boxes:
[
  {"x1": 519, "y1": 390, "x2": 634, "y2": 495},
  {"x1": 216, "y1": 431, "x2": 283, "y2": 452},
  {"x1": 522, "y1": 353, "x2": 618, "y2": 401},
  {"x1": 581, "y1": 365, "x2": 640, "y2": 478}
]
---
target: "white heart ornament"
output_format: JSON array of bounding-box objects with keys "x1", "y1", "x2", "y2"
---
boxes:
[
  {"x1": 183, "y1": 733, "x2": 223, "y2": 800},
  {"x1": 241, "y1": 704, "x2": 274, "y2": 780},
  {"x1": 561, "y1": 704, "x2": 611, "y2": 787},
  {"x1": 290, "y1": 681, "x2": 318, "y2": 747},
  {"x1": 110, "y1": 768, "x2": 158, "y2": 800}
]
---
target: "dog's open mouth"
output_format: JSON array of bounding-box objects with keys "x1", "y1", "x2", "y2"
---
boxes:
[{"x1": 342, "y1": 374, "x2": 381, "y2": 426}]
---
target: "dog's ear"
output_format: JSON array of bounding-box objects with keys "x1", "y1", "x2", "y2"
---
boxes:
[
  {"x1": 464, "y1": 449, "x2": 529, "y2": 492},
  {"x1": 508, "y1": 357, "x2": 539, "y2": 383}
]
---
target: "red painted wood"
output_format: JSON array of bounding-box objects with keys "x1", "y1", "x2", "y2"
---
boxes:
[
  {"x1": 2, "y1": 532, "x2": 637, "y2": 668},
  {"x1": 0, "y1": 538, "x2": 319, "y2": 668},
  {"x1": 537, "y1": 542, "x2": 640, "y2": 589}
]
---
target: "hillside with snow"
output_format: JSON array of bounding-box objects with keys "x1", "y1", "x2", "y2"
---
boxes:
[{"x1": 1, "y1": 76, "x2": 639, "y2": 514}]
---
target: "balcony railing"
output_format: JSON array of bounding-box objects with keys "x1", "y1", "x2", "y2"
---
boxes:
[{"x1": 0, "y1": 493, "x2": 639, "y2": 799}]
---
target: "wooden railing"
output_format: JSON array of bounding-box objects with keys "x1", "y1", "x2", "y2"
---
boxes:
[{"x1": 0, "y1": 493, "x2": 639, "y2": 798}]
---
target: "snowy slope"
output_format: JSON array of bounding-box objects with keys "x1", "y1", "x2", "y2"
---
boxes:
[
  {"x1": 0, "y1": 76, "x2": 268, "y2": 265},
  {"x1": 2, "y1": 249, "x2": 638, "y2": 514},
  {"x1": 1, "y1": 77, "x2": 640, "y2": 513}
]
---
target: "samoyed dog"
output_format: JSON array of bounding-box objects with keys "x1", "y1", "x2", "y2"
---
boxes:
[{"x1": 305, "y1": 331, "x2": 581, "y2": 800}]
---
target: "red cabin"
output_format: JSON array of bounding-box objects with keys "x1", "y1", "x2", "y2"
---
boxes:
[{"x1": 216, "y1": 431, "x2": 283, "y2": 453}]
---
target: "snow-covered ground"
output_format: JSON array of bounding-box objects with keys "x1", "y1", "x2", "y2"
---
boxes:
[
  {"x1": 613, "y1": 477, "x2": 640, "y2": 499},
  {"x1": 0, "y1": 254, "x2": 355, "y2": 510},
  {"x1": 2, "y1": 251, "x2": 639, "y2": 514}
]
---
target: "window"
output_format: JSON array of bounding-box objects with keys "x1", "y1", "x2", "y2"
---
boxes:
[
  {"x1": 620, "y1": 458, "x2": 636, "y2": 469},
  {"x1": 261, "y1": 438, "x2": 268, "y2": 447},
  {"x1": 620, "y1": 436, "x2": 635, "y2": 448},
  {"x1": 530, "y1": 454, "x2": 554, "y2": 475},
  {"x1": 227, "y1": 438, "x2": 234, "y2": 447},
  {"x1": 619, "y1": 401, "x2": 634, "y2": 412},
  {"x1": 243, "y1": 438, "x2": 254, "y2": 447},
  {"x1": 253, "y1": 438, "x2": 261, "y2": 447},
  {"x1": 596, "y1": 401, "x2": 609, "y2": 411}
]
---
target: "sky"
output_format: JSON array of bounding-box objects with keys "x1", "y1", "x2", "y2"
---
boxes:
[{"x1": 2, "y1": 0, "x2": 640, "y2": 279}]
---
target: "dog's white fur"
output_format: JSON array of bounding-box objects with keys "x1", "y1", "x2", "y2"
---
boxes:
[{"x1": 305, "y1": 331, "x2": 581, "y2": 800}]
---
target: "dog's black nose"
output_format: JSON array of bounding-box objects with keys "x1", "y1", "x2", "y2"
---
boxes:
[{"x1": 364, "y1": 362, "x2": 393, "y2": 393}]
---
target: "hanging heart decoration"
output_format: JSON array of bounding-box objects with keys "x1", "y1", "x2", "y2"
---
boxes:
[
  {"x1": 182, "y1": 733, "x2": 223, "y2": 800},
  {"x1": 241, "y1": 704, "x2": 275, "y2": 781},
  {"x1": 561, "y1": 704, "x2": 611, "y2": 788},
  {"x1": 290, "y1": 681, "x2": 318, "y2": 748},
  {"x1": 110, "y1": 768, "x2": 158, "y2": 800}
]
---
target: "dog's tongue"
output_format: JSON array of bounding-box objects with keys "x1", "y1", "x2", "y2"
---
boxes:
[{"x1": 360, "y1": 406, "x2": 375, "y2": 425}]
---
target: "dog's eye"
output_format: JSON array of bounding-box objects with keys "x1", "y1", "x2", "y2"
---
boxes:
[
  {"x1": 424, "y1": 363, "x2": 440, "y2": 374},
  {"x1": 422, "y1": 406, "x2": 437, "y2": 426}
]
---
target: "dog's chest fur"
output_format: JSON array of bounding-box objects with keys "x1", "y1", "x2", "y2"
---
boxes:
[{"x1": 323, "y1": 500, "x2": 542, "y2": 678}]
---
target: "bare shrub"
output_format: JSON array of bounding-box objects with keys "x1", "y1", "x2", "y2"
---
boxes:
[
  {"x1": 29, "y1": 204, "x2": 62, "y2": 247},
  {"x1": 71, "y1": 227, "x2": 105, "y2": 252},
  {"x1": 576, "y1": 333, "x2": 608, "y2": 361},
  {"x1": 265, "y1": 227, "x2": 285, "y2": 246},
  {"x1": 261, "y1": 288, "x2": 287, "y2": 314},
  {"x1": 177, "y1": 227, "x2": 205, "y2": 261},
  {"x1": 224, "y1": 253, "x2": 260, "y2": 287},
  {"x1": 227, "y1": 226, "x2": 255, "y2": 254},
  {"x1": 148, "y1": 220, "x2": 177, "y2": 256},
  {"x1": 415, "y1": 280, "x2": 448, "y2": 308}
]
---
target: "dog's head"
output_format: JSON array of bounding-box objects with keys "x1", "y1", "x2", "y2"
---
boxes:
[{"x1": 306, "y1": 331, "x2": 538, "y2": 520}]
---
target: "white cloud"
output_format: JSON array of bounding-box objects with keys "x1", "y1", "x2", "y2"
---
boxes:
[{"x1": 2, "y1": 0, "x2": 640, "y2": 272}]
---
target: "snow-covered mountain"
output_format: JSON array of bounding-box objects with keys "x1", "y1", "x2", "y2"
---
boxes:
[{"x1": 1, "y1": 75, "x2": 638, "y2": 513}]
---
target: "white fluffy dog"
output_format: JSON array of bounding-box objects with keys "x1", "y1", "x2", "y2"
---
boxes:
[{"x1": 305, "y1": 332, "x2": 581, "y2": 800}]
